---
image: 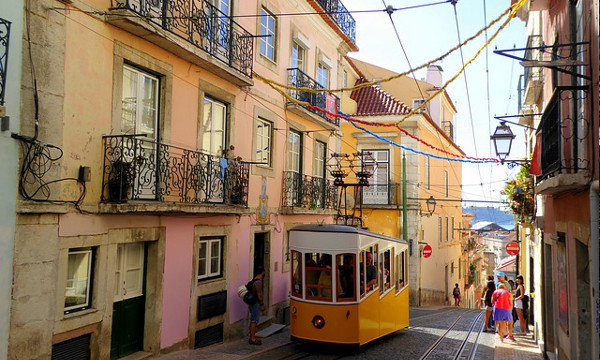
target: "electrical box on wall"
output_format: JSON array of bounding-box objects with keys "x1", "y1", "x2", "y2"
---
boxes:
[{"x1": 78, "y1": 166, "x2": 91, "y2": 182}]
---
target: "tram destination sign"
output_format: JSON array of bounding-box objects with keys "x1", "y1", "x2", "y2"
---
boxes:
[
  {"x1": 505, "y1": 241, "x2": 520, "y2": 256},
  {"x1": 423, "y1": 244, "x2": 432, "y2": 258}
]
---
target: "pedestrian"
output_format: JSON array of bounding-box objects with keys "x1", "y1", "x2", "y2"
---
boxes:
[
  {"x1": 492, "y1": 283, "x2": 515, "y2": 342},
  {"x1": 248, "y1": 266, "x2": 266, "y2": 345},
  {"x1": 496, "y1": 271, "x2": 514, "y2": 337},
  {"x1": 453, "y1": 283, "x2": 461, "y2": 306},
  {"x1": 513, "y1": 275, "x2": 529, "y2": 334},
  {"x1": 481, "y1": 278, "x2": 496, "y2": 332}
]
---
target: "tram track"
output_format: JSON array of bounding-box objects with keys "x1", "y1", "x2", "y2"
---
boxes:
[{"x1": 416, "y1": 309, "x2": 485, "y2": 360}]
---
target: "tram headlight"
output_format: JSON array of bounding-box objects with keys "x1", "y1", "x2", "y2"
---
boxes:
[{"x1": 312, "y1": 315, "x2": 325, "y2": 329}]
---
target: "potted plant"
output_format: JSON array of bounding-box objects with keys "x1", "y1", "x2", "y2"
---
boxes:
[{"x1": 107, "y1": 159, "x2": 132, "y2": 203}]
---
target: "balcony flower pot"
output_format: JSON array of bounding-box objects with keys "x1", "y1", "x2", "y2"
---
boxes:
[{"x1": 107, "y1": 160, "x2": 132, "y2": 203}]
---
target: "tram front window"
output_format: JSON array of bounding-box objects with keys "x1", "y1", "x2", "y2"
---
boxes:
[
  {"x1": 336, "y1": 254, "x2": 356, "y2": 301},
  {"x1": 291, "y1": 251, "x2": 302, "y2": 297},
  {"x1": 305, "y1": 253, "x2": 332, "y2": 301}
]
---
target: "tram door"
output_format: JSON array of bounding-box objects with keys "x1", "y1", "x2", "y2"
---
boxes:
[{"x1": 253, "y1": 232, "x2": 270, "y2": 308}]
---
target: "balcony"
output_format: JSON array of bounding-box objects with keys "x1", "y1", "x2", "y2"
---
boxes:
[
  {"x1": 362, "y1": 182, "x2": 401, "y2": 207},
  {"x1": 535, "y1": 89, "x2": 591, "y2": 194},
  {"x1": 287, "y1": 68, "x2": 340, "y2": 128},
  {"x1": 108, "y1": 0, "x2": 253, "y2": 86},
  {"x1": 281, "y1": 171, "x2": 337, "y2": 212},
  {"x1": 101, "y1": 135, "x2": 249, "y2": 208},
  {"x1": 0, "y1": 18, "x2": 11, "y2": 106},
  {"x1": 314, "y1": 0, "x2": 356, "y2": 45}
]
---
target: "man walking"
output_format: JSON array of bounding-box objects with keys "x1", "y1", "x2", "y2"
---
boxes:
[{"x1": 248, "y1": 266, "x2": 266, "y2": 345}]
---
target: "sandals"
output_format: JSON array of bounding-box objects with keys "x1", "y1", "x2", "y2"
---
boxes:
[{"x1": 249, "y1": 339, "x2": 262, "y2": 345}]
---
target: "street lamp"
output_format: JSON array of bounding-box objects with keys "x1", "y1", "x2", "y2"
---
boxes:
[
  {"x1": 490, "y1": 121, "x2": 531, "y2": 168},
  {"x1": 490, "y1": 121, "x2": 515, "y2": 161},
  {"x1": 426, "y1": 196, "x2": 436, "y2": 216}
]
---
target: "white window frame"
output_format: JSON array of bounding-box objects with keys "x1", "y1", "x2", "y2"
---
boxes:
[
  {"x1": 444, "y1": 170, "x2": 449, "y2": 198},
  {"x1": 198, "y1": 237, "x2": 223, "y2": 281},
  {"x1": 286, "y1": 129, "x2": 302, "y2": 174},
  {"x1": 425, "y1": 157, "x2": 431, "y2": 190},
  {"x1": 314, "y1": 140, "x2": 326, "y2": 179},
  {"x1": 64, "y1": 248, "x2": 93, "y2": 313},
  {"x1": 291, "y1": 42, "x2": 305, "y2": 71},
  {"x1": 114, "y1": 243, "x2": 145, "y2": 302},
  {"x1": 317, "y1": 63, "x2": 329, "y2": 88},
  {"x1": 259, "y1": 8, "x2": 276, "y2": 61},
  {"x1": 255, "y1": 117, "x2": 272, "y2": 166},
  {"x1": 202, "y1": 96, "x2": 227, "y2": 156},
  {"x1": 412, "y1": 98, "x2": 426, "y2": 113},
  {"x1": 438, "y1": 216, "x2": 442, "y2": 245}
]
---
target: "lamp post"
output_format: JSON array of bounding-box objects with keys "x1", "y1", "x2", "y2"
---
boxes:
[
  {"x1": 490, "y1": 121, "x2": 531, "y2": 168},
  {"x1": 426, "y1": 196, "x2": 436, "y2": 216}
]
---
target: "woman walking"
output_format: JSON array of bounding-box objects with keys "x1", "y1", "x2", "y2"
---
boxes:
[
  {"x1": 514, "y1": 275, "x2": 529, "y2": 334},
  {"x1": 492, "y1": 283, "x2": 515, "y2": 342}
]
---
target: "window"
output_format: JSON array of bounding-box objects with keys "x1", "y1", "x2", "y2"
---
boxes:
[
  {"x1": 412, "y1": 98, "x2": 426, "y2": 113},
  {"x1": 286, "y1": 129, "x2": 302, "y2": 173},
  {"x1": 291, "y1": 42, "x2": 305, "y2": 71},
  {"x1": 444, "y1": 170, "x2": 449, "y2": 197},
  {"x1": 451, "y1": 217, "x2": 455, "y2": 240},
  {"x1": 317, "y1": 63, "x2": 329, "y2": 87},
  {"x1": 305, "y1": 252, "x2": 332, "y2": 301},
  {"x1": 336, "y1": 254, "x2": 356, "y2": 301},
  {"x1": 259, "y1": 8, "x2": 276, "y2": 61},
  {"x1": 121, "y1": 65, "x2": 159, "y2": 138},
  {"x1": 445, "y1": 217, "x2": 449, "y2": 243},
  {"x1": 361, "y1": 244, "x2": 378, "y2": 297},
  {"x1": 114, "y1": 242, "x2": 145, "y2": 301},
  {"x1": 291, "y1": 250, "x2": 302, "y2": 297},
  {"x1": 380, "y1": 248, "x2": 392, "y2": 293},
  {"x1": 314, "y1": 141, "x2": 326, "y2": 179},
  {"x1": 438, "y1": 216, "x2": 442, "y2": 245},
  {"x1": 198, "y1": 237, "x2": 223, "y2": 280},
  {"x1": 396, "y1": 249, "x2": 407, "y2": 292},
  {"x1": 65, "y1": 248, "x2": 93, "y2": 313},
  {"x1": 255, "y1": 117, "x2": 272, "y2": 166},
  {"x1": 425, "y1": 157, "x2": 430, "y2": 190},
  {"x1": 201, "y1": 96, "x2": 227, "y2": 156},
  {"x1": 363, "y1": 150, "x2": 390, "y2": 204}
]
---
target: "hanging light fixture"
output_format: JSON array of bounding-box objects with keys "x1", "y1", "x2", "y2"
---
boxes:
[
  {"x1": 426, "y1": 195, "x2": 436, "y2": 216},
  {"x1": 490, "y1": 121, "x2": 516, "y2": 161}
]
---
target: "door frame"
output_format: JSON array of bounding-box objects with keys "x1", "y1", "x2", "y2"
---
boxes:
[{"x1": 251, "y1": 228, "x2": 272, "y2": 310}]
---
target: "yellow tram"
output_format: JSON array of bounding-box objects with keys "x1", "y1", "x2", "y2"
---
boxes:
[{"x1": 289, "y1": 224, "x2": 410, "y2": 346}]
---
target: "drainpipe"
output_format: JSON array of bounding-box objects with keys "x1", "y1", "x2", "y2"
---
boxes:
[{"x1": 590, "y1": 180, "x2": 599, "y2": 360}]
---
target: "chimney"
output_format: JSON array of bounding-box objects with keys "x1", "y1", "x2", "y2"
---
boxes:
[{"x1": 426, "y1": 65, "x2": 443, "y2": 87}]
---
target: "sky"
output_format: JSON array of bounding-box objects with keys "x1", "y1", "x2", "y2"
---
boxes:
[{"x1": 341, "y1": 0, "x2": 528, "y2": 210}]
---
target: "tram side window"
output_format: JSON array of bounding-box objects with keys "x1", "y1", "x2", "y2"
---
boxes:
[
  {"x1": 336, "y1": 254, "x2": 356, "y2": 301},
  {"x1": 291, "y1": 251, "x2": 302, "y2": 297},
  {"x1": 396, "y1": 249, "x2": 407, "y2": 291},
  {"x1": 380, "y1": 249, "x2": 391, "y2": 293},
  {"x1": 305, "y1": 253, "x2": 333, "y2": 301},
  {"x1": 363, "y1": 245, "x2": 378, "y2": 294},
  {"x1": 359, "y1": 251, "x2": 365, "y2": 298}
]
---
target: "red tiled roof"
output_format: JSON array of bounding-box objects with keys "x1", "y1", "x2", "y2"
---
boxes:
[{"x1": 350, "y1": 78, "x2": 411, "y2": 116}]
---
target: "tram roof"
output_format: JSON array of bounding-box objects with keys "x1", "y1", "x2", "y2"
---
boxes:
[{"x1": 289, "y1": 224, "x2": 408, "y2": 244}]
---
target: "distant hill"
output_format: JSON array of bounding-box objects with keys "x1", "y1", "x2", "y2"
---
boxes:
[{"x1": 462, "y1": 206, "x2": 515, "y2": 230}]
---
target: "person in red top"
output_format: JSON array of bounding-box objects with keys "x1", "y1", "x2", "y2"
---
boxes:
[{"x1": 492, "y1": 283, "x2": 515, "y2": 342}]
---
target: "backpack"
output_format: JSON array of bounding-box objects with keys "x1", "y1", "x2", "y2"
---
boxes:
[
  {"x1": 242, "y1": 278, "x2": 258, "y2": 305},
  {"x1": 453, "y1": 287, "x2": 460, "y2": 296}
]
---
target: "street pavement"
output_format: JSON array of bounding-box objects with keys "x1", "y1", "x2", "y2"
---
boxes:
[{"x1": 151, "y1": 307, "x2": 544, "y2": 360}]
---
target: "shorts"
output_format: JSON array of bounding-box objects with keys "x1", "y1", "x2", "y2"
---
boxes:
[
  {"x1": 249, "y1": 303, "x2": 261, "y2": 323},
  {"x1": 493, "y1": 308, "x2": 513, "y2": 322},
  {"x1": 514, "y1": 299, "x2": 523, "y2": 309},
  {"x1": 486, "y1": 306, "x2": 493, "y2": 311}
]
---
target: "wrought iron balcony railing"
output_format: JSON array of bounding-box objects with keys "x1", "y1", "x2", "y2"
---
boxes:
[
  {"x1": 282, "y1": 171, "x2": 337, "y2": 210},
  {"x1": 111, "y1": 0, "x2": 253, "y2": 77},
  {"x1": 538, "y1": 88, "x2": 590, "y2": 183},
  {"x1": 315, "y1": 0, "x2": 356, "y2": 44},
  {"x1": 287, "y1": 68, "x2": 340, "y2": 126},
  {"x1": 102, "y1": 135, "x2": 249, "y2": 206},
  {"x1": 0, "y1": 18, "x2": 11, "y2": 106},
  {"x1": 362, "y1": 182, "x2": 401, "y2": 206}
]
